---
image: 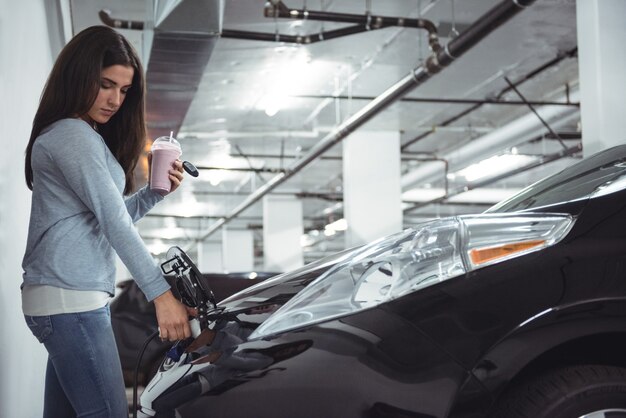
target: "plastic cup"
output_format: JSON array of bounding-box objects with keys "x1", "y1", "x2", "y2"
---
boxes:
[{"x1": 150, "y1": 133, "x2": 182, "y2": 195}]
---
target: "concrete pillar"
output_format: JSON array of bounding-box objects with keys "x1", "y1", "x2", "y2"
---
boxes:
[
  {"x1": 0, "y1": 1, "x2": 53, "y2": 416},
  {"x1": 197, "y1": 241, "x2": 223, "y2": 273},
  {"x1": 263, "y1": 195, "x2": 304, "y2": 272},
  {"x1": 577, "y1": 0, "x2": 626, "y2": 156},
  {"x1": 222, "y1": 228, "x2": 254, "y2": 272},
  {"x1": 343, "y1": 131, "x2": 402, "y2": 247}
]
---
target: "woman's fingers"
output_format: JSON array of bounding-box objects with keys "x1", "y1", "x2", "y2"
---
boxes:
[
  {"x1": 168, "y1": 160, "x2": 185, "y2": 193},
  {"x1": 154, "y1": 290, "x2": 192, "y2": 341}
]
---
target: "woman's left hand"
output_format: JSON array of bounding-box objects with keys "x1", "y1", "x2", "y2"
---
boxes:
[{"x1": 168, "y1": 160, "x2": 185, "y2": 194}]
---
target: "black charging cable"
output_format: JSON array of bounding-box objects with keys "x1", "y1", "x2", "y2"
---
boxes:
[{"x1": 133, "y1": 330, "x2": 160, "y2": 418}]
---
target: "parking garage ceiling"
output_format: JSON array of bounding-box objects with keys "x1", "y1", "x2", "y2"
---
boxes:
[{"x1": 62, "y1": 0, "x2": 580, "y2": 264}]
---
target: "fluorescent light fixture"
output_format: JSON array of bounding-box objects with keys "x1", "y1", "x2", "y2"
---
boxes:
[
  {"x1": 264, "y1": 101, "x2": 280, "y2": 117},
  {"x1": 402, "y1": 187, "x2": 522, "y2": 205},
  {"x1": 402, "y1": 188, "x2": 447, "y2": 202},
  {"x1": 321, "y1": 218, "x2": 348, "y2": 237},
  {"x1": 453, "y1": 154, "x2": 536, "y2": 182},
  {"x1": 300, "y1": 234, "x2": 316, "y2": 247},
  {"x1": 327, "y1": 218, "x2": 348, "y2": 231}
]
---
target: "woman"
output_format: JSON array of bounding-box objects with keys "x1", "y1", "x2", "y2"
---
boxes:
[{"x1": 22, "y1": 25, "x2": 191, "y2": 417}]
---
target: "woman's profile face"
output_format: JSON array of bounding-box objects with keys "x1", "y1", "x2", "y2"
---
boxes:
[{"x1": 82, "y1": 64, "x2": 134, "y2": 126}]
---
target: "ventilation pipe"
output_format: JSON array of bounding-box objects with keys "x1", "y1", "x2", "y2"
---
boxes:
[
  {"x1": 262, "y1": 0, "x2": 441, "y2": 51},
  {"x1": 189, "y1": 0, "x2": 537, "y2": 248}
]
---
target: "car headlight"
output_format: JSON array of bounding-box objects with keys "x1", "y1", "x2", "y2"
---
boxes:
[{"x1": 249, "y1": 213, "x2": 574, "y2": 340}]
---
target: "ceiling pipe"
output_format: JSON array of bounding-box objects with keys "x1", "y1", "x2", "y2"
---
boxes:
[
  {"x1": 100, "y1": 5, "x2": 440, "y2": 46},
  {"x1": 401, "y1": 47, "x2": 579, "y2": 151},
  {"x1": 99, "y1": 9, "x2": 144, "y2": 30},
  {"x1": 195, "y1": 165, "x2": 286, "y2": 174},
  {"x1": 263, "y1": 0, "x2": 441, "y2": 52},
  {"x1": 221, "y1": 26, "x2": 370, "y2": 44},
  {"x1": 187, "y1": 0, "x2": 537, "y2": 249},
  {"x1": 295, "y1": 94, "x2": 579, "y2": 107},
  {"x1": 400, "y1": 88, "x2": 580, "y2": 191}
]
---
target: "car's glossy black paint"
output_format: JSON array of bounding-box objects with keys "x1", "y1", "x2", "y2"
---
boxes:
[{"x1": 165, "y1": 146, "x2": 626, "y2": 417}]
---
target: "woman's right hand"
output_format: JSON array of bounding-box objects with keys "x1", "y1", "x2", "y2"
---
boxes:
[{"x1": 153, "y1": 290, "x2": 192, "y2": 341}]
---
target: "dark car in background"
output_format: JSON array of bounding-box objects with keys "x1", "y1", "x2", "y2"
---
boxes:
[
  {"x1": 139, "y1": 145, "x2": 626, "y2": 418},
  {"x1": 111, "y1": 272, "x2": 278, "y2": 386}
]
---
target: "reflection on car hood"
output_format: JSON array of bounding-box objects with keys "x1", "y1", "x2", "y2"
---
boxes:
[{"x1": 488, "y1": 145, "x2": 626, "y2": 213}]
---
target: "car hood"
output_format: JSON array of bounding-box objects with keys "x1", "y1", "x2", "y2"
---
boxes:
[{"x1": 216, "y1": 246, "x2": 363, "y2": 313}]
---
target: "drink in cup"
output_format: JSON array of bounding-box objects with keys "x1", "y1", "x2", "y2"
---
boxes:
[{"x1": 150, "y1": 133, "x2": 182, "y2": 195}]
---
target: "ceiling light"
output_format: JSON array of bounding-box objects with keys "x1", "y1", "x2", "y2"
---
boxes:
[
  {"x1": 264, "y1": 100, "x2": 281, "y2": 117},
  {"x1": 255, "y1": 52, "x2": 330, "y2": 117},
  {"x1": 453, "y1": 154, "x2": 536, "y2": 182},
  {"x1": 402, "y1": 188, "x2": 447, "y2": 202},
  {"x1": 327, "y1": 218, "x2": 348, "y2": 231},
  {"x1": 300, "y1": 234, "x2": 316, "y2": 247}
]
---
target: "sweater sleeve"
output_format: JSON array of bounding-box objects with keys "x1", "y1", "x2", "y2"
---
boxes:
[
  {"x1": 124, "y1": 184, "x2": 164, "y2": 223},
  {"x1": 46, "y1": 123, "x2": 170, "y2": 301}
]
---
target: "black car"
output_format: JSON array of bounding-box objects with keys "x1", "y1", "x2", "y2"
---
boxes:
[
  {"x1": 139, "y1": 145, "x2": 626, "y2": 418},
  {"x1": 111, "y1": 272, "x2": 278, "y2": 386}
]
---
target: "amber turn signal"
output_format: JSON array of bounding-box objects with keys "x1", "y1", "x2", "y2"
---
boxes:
[{"x1": 469, "y1": 239, "x2": 546, "y2": 266}]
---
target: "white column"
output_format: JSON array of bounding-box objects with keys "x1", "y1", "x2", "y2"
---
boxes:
[
  {"x1": 577, "y1": 0, "x2": 626, "y2": 156},
  {"x1": 222, "y1": 228, "x2": 254, "y2": 272},
  {"x1": 197, "y1": 241, "x2": 223, "y2": 273},
  {"x1": 0, "y1": 1, "x2": 52, "y2": 416},
  {"x1": 343, "y1": 131, "x2": 403, "y2": 247},
  {"x1": 263, "y1": 195, "x2": 304, "y2": 272}
]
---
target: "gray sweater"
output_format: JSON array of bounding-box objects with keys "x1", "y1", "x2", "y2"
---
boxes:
[{"x1": 22, "y1": 118, "x2": 170, "y2": 301}]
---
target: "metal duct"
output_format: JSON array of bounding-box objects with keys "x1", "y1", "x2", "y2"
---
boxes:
[
  {"x1": 187, "y1": 0, "x2": 537, "y2": 247},
  {"x1": 144, "y1": 0, "x2": 223, "y2": 139},
  {"x1": 99, "y1": 1, "x2": 223, "y2": 139}
]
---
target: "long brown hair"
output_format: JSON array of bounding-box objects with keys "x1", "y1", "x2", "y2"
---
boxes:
[{"x1": 25, "y1": 25, "x2": 146, "y2": 194}]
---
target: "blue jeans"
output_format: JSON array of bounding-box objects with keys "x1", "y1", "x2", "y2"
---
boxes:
[{"x1": 25, "y1": 306, "x2": 128, "y2": 418}]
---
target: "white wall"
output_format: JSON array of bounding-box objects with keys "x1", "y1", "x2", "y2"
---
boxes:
[{"x1": 0, "y1": 1, "x2": 54, "y2": 416}]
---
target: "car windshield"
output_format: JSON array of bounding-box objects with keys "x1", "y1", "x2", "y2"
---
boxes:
[{"x1": 487, "y1": 145, "x2": 626, "y2": 213}]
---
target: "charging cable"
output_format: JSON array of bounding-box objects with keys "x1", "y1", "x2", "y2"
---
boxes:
[{"x1": 133, "y1": 330, "x2": 160, "y2": 418}]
